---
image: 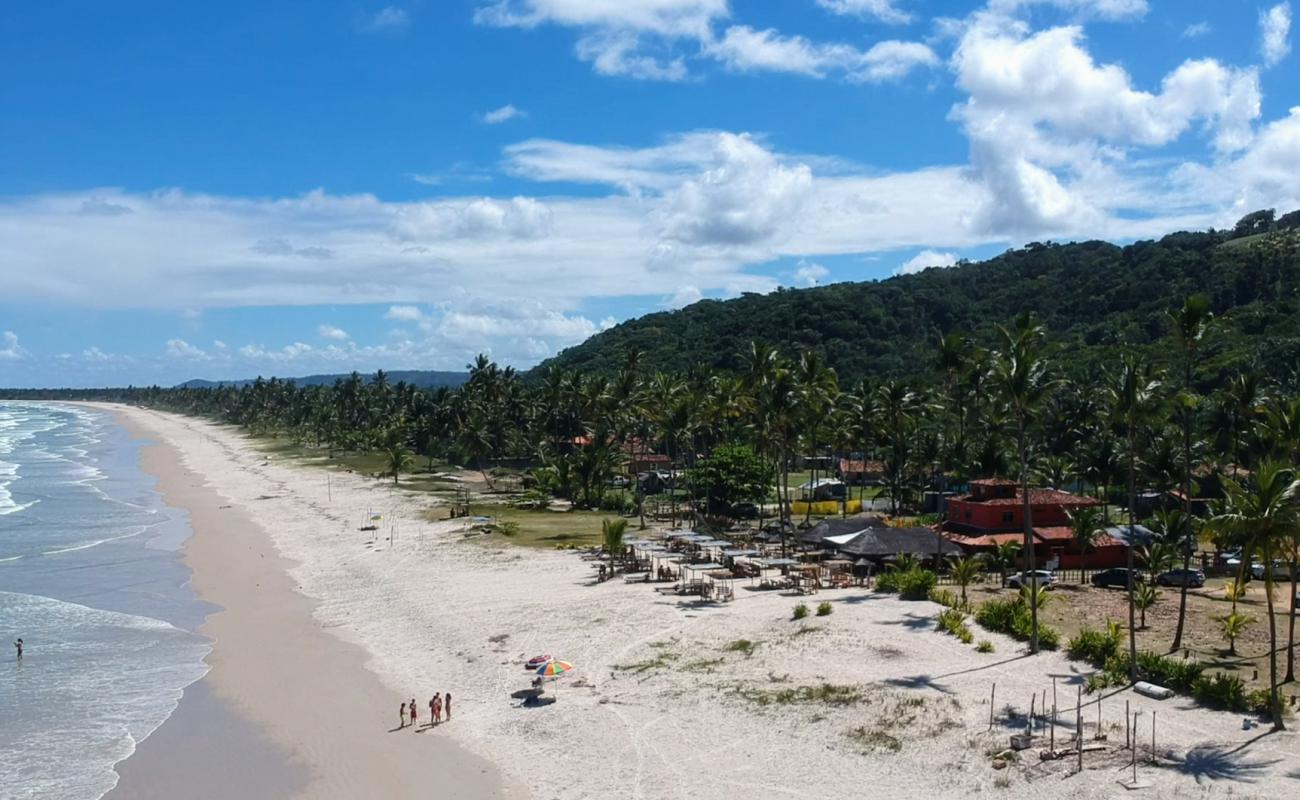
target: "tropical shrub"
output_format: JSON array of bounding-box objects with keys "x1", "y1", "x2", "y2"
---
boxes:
[
  {"x1": 927, "y1": 587, "x2": 960, "y2": 610},
  {"x1": 975, "y1": 596, "x2": 1060, "y2": 649},
  {"x1": 816, "y1": 602, "x2": 833, "y2": 617},
  {"x1": 792, "y1": 603, "x2": 810, "y2": 620},
  {"x1": 1067, "y1": 627, "x2": 1121, "y2": 667},
  {"x1": 1191, "y1": 673, "x2": 1247, "y2": 712},
  {"x1": 876, "y1": 567, "x2": 936, "y2": 601},
  {"x1": 976, "y1": 640, "x2": 994, "y2": 653}
]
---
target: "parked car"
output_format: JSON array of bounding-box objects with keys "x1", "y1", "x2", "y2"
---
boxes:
[
  {"x1": 1007, "y1": 570, "x2": 1057, "y2": 590},
  {"x1": 730, "y1": 502, "x2": 761, "y2": 519},
  {"x1": 1091, "y1": 568, "x2": 1145, "y2": 589},
  {"x1": 1250, "y1": 560, "x2": 1295, "y2": 581},
  {"x1": 609, "y1": 475, "x2": 630, "y2": 489},
  {"x1": 1156, "y1": 569, "x2": 1206, "y2": 588}
]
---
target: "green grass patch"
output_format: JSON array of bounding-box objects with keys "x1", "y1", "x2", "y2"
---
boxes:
[
  {"x1": 732, "y1": 683, "x2": 865, "y2": 708},
  {"x1": 465, "y1": 504, "x2": 619, "y2": 549},
  {"x1": 723, "y1": 639, "x2": 758, "y2": 656}
]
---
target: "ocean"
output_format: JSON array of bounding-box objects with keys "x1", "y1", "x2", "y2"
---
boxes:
[{"x1": 0, "y1": 402, "x2": 211, "y2": 799}]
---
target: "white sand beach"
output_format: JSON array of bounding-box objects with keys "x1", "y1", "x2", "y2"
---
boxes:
[{"x1": 105, "y1": 404, "x2": 1300, "y2": 799}]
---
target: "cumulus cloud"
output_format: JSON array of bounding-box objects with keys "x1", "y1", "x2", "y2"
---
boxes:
[
  {"x1": 384, "y1": 305, "x2": 425, "y2": 322},
  {"x1": 392, "y1": 196, "x2": 553, "y2": 240},
  {"x1": 0, "y1": 331, "x2": 26, "y2": 360},
  {"x1": 1261, "y1": 3, "x2": 1292, "y2": 67},
  {"x1": 1182, "y1": 22, "x2": 1211, "y2": 39},
  {"x1": 318, "y1": 324, "x2": 349, "y2": 341},
  {"x1": 657, "y1": 133, "x2": 813, "y2": 245},
  {"x1": 895, "y1": 249, "x2": 959, "y2": 275},
  {"x1": 361, "y1": 6, "x2": 409, "y2": 32},
  {"x1": 165, "y1": 338, "x2": 206, "y2": 359},
  {"x1": 482, "y1": 104, "x2": 526, "y2": 124},
  {"x1": 665, "y1": 285, "x2": 703, "y2": 308},
  {"x1": 793, "y1": 260, "x2": 830, "y2": 286},
  {"x1": 81, "y1": 346, "x2": 113, "y2": 362},
  {"x1": 951, "y1": 16, "x2": 1261, "y2": 235},
  {"x1": 814, "y1": 0, "x2": 911, "y2": 24}
]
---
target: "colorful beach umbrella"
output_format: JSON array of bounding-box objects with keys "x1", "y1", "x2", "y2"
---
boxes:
[{"x1": 536, "y1": 660, "x2": 573, "y2": 677}]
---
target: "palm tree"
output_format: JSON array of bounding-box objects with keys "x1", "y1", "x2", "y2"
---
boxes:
[
  {"x1": 1208, "y1": 461, "x2": 1300, "y2": 730},
  {"x1": 991, "y1": 540, "x2": 1022, "y2": 589},
  {"x1": 602, "y1": 517, "x2": 628, "y2": 576},
  {"x1": 1261, "y1": 395, "x2": 1300, "y2": 681},
  {"x1": 1167, "y1": 295, "x2": 1213, "y2": 652},
  {"x1": 1134, "y1": 583, "x2": 1159, "y2": 629},
  {"x1": 385, "y1": 443, "x2": 415, "y2": 484},
  {"x1": 795, "y1": 351, "x2": 839, "y2": 524},
  {"x1": 991, "y1": 313, "x2": 1055, "y2": 654},
  {"x1": 1109, "y1": 353, "x2": 1163, "y2": 681},
  {"x1": 1219, "y1": 611, "x2": 1255, "y2": 656},
  {"x1": 1066, "y1": 506, "x2": 1105, "y2": 583},
  {"x1": 948, "y1": 555, "x2": 983, "y2": 607}
]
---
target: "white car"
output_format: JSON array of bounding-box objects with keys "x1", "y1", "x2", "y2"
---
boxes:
[
  {"x1": 1008, "y1": 570, "x2": 1057, "y2": 589},
  {"x1": 1251, "y1": 561, "x2": 1295, "y2": 581}
]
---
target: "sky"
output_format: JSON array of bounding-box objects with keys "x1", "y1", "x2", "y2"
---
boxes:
[{"x1": 1, "y1": 0, "x2": 1298, "y2": 387}]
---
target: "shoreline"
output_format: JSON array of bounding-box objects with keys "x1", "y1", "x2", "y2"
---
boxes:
[{"x1": 102, "y1": 405, "x2": 509, "y2": 800}]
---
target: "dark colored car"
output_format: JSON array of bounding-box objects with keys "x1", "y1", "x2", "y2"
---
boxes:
[
  {"x1": 730, "y1": 502, "x2": 761, "y2": 519},
  {"x1": 1156, "y1": 569, "x2": 1206, "y2": 588},
  {"x1": 1091, "y1": 568, "x2": 1144, "y2": 589}
]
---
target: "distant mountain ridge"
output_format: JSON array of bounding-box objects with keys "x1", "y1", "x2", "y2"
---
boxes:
[{"x1": 176, "y1": 370, "x2": 467, "y2": 390}]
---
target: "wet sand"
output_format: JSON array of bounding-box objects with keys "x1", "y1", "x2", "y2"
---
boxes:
[{"x1": 104, "y1": 408, "x2": 509, "y2": 799}]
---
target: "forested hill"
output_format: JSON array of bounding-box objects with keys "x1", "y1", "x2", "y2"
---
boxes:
[
  {"x1": 538, "y1": 213, "x2": 1300, "y2": 387},
  {"x1": 176, "y1": 370, "x2": 466, "y2": 390}
]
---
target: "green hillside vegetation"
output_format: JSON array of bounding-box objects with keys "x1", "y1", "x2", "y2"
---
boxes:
[{"x1": 539, "y1": 211, "x2": 1300, "y2": 389}]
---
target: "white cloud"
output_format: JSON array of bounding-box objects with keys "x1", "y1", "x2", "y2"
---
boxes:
[
  {"x1": 987, "y1": 0, "x2": 1148, "y2": 21},
  {"x1": 0, "y1": 331, "x2": 26, "y2": 360},
  {"x1": 361, "y1": 6, "x2": 409, "y2": 32},
  {"x1": 793, "y1": 259, "x2": 830, "y2": 286},
  {"x1": 165, "y1": 339, "x2": 207, "y2": 359},
  {"x1": 318, "y1": 324, "x2": 349, "y2": 341},
  {"x1": 213, "y1": 340, "x2": 227, "y2": 350},
  {"x1": 951, "y1": 16, "x2": 1261, "y2": 235},
  {"x1": 81, "y1": 346, "x2": 112, "y2": 362},
  {"x1": 706, "y1": 26, "x2": 936, "y2": 82},
  {"x1": 657, "y1": 133, "x2": 813, "y2": 245},
  {"x1": 895, "y1": 249, "x2": 959, "y2": 275},
  {"x1": 482, "y1": 104, "x2": 526, "y2": 124},
  {"x1": 814, "y1": 0, "x2": 911, "y2": 25},
  {"x1": 1182, "y1": 22, "x2": 1210, "y2": 39},
  {"x1": 384, "y1": 305, "x2": 425, "y2": 322},
  {"x1": 392, "y1": 196, "x2": 553, "y2": 240},
  {"x1": 1261, "y1": 3, "x2": 1292, "y2": 67},
  {"x1": 475, "y1": 0, "x2": 724, "y2": 80},
  {"x1": 665, "y1": 285, "x2": 703, "y2": 308}
]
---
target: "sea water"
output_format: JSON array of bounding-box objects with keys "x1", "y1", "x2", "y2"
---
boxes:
[{"x1": 0, "y1": 402, "x2": 211, "y2": 799}]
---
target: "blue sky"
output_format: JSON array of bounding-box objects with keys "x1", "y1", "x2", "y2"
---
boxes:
[{"x1": 1, "y1": 0, "x2": 1297, "y2": 386}]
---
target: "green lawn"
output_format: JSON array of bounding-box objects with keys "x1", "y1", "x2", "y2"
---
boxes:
[
  {"x1": 250, "y1": 437, "x2": 463, "y2": 496},
  {"x1": 463, "y1": 504, "x2": 626, "y2": 549}
]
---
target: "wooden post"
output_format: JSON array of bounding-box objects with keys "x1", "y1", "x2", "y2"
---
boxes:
[
  {"x1": 1041, "y1": 690, "x2": 1047, "y2": 731},
  {"x1": 1050, "y1": 701, "x2": 1056, "y2": 751},
  {"x1": 1125, "y1": 700, "x2": 1131, "y2": 749},
  {"x1": 1151, "y1": 711, "x2": 1157, "y2": 764},
  {"x1": 1097, "y1": 695, "x2": 1102, "y2": 739},
  {"x1": 989, "y1": 683, "x2": 997, "y2": 732},
  {"x1": 1053, "y1": 677, "x2": 1058, "y2": 726},
  {"x1": 1029, "y1": 694, "x2": 1036, "y2": 737},
  {"x1": 1131, "y1": 712, "x2": 1140, "y2": 784},
  {"x1": 1076, "y1": 686, "x2": 1083, "y2": 773}
]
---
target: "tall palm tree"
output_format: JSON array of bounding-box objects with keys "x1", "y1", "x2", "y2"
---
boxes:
[
  {"x1": 795, "y1": 351, "x2": 839, "y2": 524},
  {"x1": 1208, "y1": 461, "x2": 1300, "y2": 731},
  {"x1": 385, "y1": 442, "x2": 415, "y2": 485},
  {"x1": 1262, "y1": 395, "x2": 1300, "y2": 680},
  {"x1": 602, "y1": 517, "x2": 629, "y2": 576},
  {"x1": 990, "y1": 313, "x2": 1055, "y2": 654},
  {"x1": 1066, "y1": 506, "x2": 1105, "y2": 583},
  {"x1": 1167, "y1": 295, "x2": 1213, "y2": 652},
  {"x1": 1109, "y1": 353, "x2": 1163, "y2": 682},
  {"x1": 991, "y1": 540, "x2": 1022, "y2": 588}
]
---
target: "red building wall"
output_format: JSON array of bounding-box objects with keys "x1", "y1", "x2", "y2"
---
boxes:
[{"x1": 947, "y1": 500, "x2": 1078, "y2": 531}]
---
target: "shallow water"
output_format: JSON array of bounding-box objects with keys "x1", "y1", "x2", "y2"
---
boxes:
[{"x1": 0, "y1": 402, "x2": 211, "y2": 799}]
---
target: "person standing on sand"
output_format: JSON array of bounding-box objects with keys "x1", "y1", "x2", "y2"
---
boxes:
[
  {"x1": 399, "y1": 701, "x2": 407, "y2": 729},
  {"x1": 444, "y1": 693, "x2": 451, "y2": 721},
  {"x1": 429, "y1": 696, "x2": 436, "y2": 727},
  {"x1": 409, "y1": 698, "x2": 418, "y2": 729},
  {"x1": 13, "y1": 638, "x2": 22, "y2": 661},
  {"x1": 433, "y1": 693, "x2": 442, "y2": 724}
]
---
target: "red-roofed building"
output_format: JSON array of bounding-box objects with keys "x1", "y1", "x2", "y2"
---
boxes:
[{"x1": 944, "y1": 480, "x2": 1124, "y2": 569}]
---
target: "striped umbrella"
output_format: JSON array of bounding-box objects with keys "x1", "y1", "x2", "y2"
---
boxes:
[{"x1": 536, "y1": 660, "x2": 573, "y2": 678}]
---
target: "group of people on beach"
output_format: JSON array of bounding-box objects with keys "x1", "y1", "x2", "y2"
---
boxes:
[{"x1": 399, "y1": 693, "x2": 451, "y2": 729}]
